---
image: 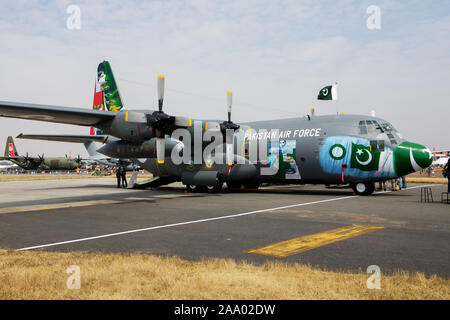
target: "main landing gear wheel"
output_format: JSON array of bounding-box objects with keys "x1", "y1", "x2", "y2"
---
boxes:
[
  {"x1": 186, "y1": 185, "x2": 200, "y2": 192},
  {"x1": 351, "y1": 182, "x2": 375, "y2": 196},
  {"x1": 206, "y1": 184, "x2": 223, "y2": 193}
]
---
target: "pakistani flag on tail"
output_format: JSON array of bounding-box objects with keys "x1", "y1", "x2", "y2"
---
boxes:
[
  {"x1": 350, "y1": 143, "x2": 381, "y2": 171},
  {"x1": 318, "y1": 84, "x2": 338, "y2": 100}
]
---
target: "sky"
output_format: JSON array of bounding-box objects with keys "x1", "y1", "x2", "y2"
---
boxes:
[{"x1": 0, "y1": 0, "x2": 449, "y2": 157}]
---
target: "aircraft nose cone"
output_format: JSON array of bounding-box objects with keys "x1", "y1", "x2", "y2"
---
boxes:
[{"x1": 393, "y1": 141, "x2": 433, "y2": 176}]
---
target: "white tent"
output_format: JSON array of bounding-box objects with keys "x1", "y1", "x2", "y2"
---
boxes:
[{"x1": 432, "y1": 157, "x2": 449, "y2": 167}]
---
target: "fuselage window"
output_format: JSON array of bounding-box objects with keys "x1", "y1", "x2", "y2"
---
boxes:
[
  {"x1": 358, "y1": 121, "x2": 368, "y2": 134},
  {"x1": 370, "y1": 140, "x2": 378, "y2": 152},
  {"x1": 370, "y1": 140, "x2": 385, "y2": 152}
]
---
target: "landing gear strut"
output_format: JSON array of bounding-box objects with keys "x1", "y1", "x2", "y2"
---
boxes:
[{"x1": 351, "y1": 181, "x2": 375, "y2": 196}]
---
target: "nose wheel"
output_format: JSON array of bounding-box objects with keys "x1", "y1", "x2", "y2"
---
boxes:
[{"x1": 351, "y1": 181, "x2": 375, "y2": 196}]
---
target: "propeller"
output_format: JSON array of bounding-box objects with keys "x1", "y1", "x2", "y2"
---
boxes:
[
  {"x1": 123, "y1": 74, "x2": 191, "y2": 164},
  {"x1": 24, "y1": 152, "x2": 33, "y2": 163},
  {"x1": 38, "y1": 154, "x2": 44, "y2": 162},
  {"x1": 149, "y1": 75, "x2": 191, "y2": 164},
  {"x1": 220, "y1": 91, "x2": 240, "y2": 166},
  {"x1": 75, "y1": 154, "x2": 82, "y2": 164},
  {"x1": 154, "y1": 75, "x2": 169, "y2": 164}
]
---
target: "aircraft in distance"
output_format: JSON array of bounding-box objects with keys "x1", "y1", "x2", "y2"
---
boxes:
[
  {"x1": 0, "y1": 72, "x2": 433, "y2": 195},
  {"x1": 16, "y1": 133, "x2": 137, "y2": 170},
  {"x1": 0, "y1": 159, "x2": 17, "y2": 170},
  {"x1": 0, "y1": 136, "x2": 82, "y2": 171}
]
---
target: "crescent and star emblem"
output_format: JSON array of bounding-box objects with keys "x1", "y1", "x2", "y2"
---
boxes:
[{"x1": 355, "y1": 148, "x2": 372, "y2": 166}]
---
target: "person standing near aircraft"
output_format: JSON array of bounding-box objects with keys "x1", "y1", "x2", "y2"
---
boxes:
[
  {"x1": 121, "y1": 166, "x2": 128, "y2": 188},
  {"x1": 115, "y1": 167, "x2": 121, "y2": 188},
  {"x1": 443, "y1": 159, "x2": 450, "y2": 193}
]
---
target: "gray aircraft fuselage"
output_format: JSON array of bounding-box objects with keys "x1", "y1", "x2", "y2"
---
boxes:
[{"x1": 96, "y1": 111, "x2": 432, "y2": 192}]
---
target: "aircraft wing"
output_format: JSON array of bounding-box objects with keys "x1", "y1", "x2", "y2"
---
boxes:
[
  {"x1": 16, "y1": 134, "x2": 107, "y2": 143},
  {"x1": 0, "y1": 156, "x2": 20, "y2": 161},
  {"x1": 0, "y1": 101, "x2": 116, "y2": 126}
]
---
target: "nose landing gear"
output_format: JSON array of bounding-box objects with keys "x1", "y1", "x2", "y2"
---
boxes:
[{"x1": 351, "y1": 181, "x2": 375, "y2": 196}]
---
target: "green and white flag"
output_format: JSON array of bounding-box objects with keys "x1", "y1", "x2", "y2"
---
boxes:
[
  {"x1": 318, "y1": 84, "x2": 338, "y2": 100},
  {"x1": 350, "y1": 143, "x2": 380, "y2": 171}
]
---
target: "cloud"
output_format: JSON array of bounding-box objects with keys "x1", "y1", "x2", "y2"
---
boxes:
[{"x1": 0, "y1": 0, "x2": 449, "y2": 156}]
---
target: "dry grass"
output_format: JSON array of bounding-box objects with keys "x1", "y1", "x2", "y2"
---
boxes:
[
  {"x1": 406, "y1": 177, "x2": 448, "y2": 184},
  {"x1": 0, "y1": 249, "x2": 448, "y2": 300}
]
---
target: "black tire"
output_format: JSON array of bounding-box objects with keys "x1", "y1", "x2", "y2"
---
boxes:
[
  {"x1": 351, "y1": 181, "x2": 375, "y2": 196},
  {"x1": 186, "y1": 185, "x2": 200, "y2": 192}
]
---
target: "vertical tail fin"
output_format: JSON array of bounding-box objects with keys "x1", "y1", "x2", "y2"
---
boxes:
[
  {"x1": 5, "y1": 136, "x2": 18, "y2": 157},
  {"x1": 91, "y1": 60, "x2": 123, "y2": 135},
  {"x1": 90, "y1": 77, "x2": 104, "y2": 135},
  {"x1": 97, "y1": 60, "x2": 124, "y2": 112}
]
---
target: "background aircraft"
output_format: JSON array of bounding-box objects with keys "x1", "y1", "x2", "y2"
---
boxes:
[
  {"x1": 16, "y1": 133, "x2": 137, "y2": 170},
  {"x1": 0, "y1": 71, "x2": 433, "y2": 195},
  {"x1": 0, "y1": 136, "x2": 82, "y2": 171},
  {"x1": 0, "y1": 160, "x2": 17, "y2": 170}
]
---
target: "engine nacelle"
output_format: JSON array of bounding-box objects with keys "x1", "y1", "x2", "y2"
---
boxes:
[
  {"x1": 181, "y1": 171, "x2": 223, "y2": 187},
  {"x1": 99, "y1": 111, "x2": 154, "y2": 142}
]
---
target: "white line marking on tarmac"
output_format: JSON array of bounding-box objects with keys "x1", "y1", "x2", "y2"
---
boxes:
[
  {"x1": 17, "y1": 195, "x2": 357, "y2": 251},
  {"x1": 16, "y1": 184, "x2": 433, "y2": 251}
]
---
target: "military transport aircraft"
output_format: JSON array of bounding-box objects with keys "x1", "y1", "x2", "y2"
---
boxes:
[
  {"x1": 0, "y1": 136, "x2": 82, "y2": 171},
  {"x1": 16, "y1": 133, "x2": 137, "y2": 170},
  {"x1": 0, "y1": 73, "x2": 433, "y2": 195}
]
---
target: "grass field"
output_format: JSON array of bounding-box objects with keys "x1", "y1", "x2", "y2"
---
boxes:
[
  {"x1": 0, "y1": 249, "x2": 448, "y2": 300},
  {"x1": 405, "y1": 177, "x2": 448, "y2": 184}
]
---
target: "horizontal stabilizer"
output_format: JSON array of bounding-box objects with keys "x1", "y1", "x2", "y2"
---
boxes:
[{"x1": 16, "y1": 133, "x2": 107, "y2": 143}]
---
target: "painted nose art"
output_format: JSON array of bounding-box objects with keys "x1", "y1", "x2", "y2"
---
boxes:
[{"x1": 393, "y1": 141, "x2": 433, "y2": 176}]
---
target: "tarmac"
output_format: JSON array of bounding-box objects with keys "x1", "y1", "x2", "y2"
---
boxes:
[{"x1": 0, "y1": 178, "x2": 448, "y2": 277}]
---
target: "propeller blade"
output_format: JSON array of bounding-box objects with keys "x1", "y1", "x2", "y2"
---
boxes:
[
  {"x1": 226, "y1": 140, "x2": 234, "y2": 166},
  {"x1": 226, "y1": 91, "x2": 232, "y2": 122},
  {"x1": 156, "y1": 138, "x2": 165, "y2": 164},
  {"x1": 157, "y1": 75, "x2": 165, "y2": 112}
]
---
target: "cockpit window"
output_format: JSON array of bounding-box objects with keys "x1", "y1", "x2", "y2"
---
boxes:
[
  {"x1": 359, "y1": 123, "x2": 368, "y2": 134},
  {"x1": 387, "y1": 133, "x2": 397, "y2": 146},
  {"x1": 380, "y1": 122, "x2": 396, "y2": 132},
  {"x1": 358, "y1": 120, "x2": 397, "y2": 136}
]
